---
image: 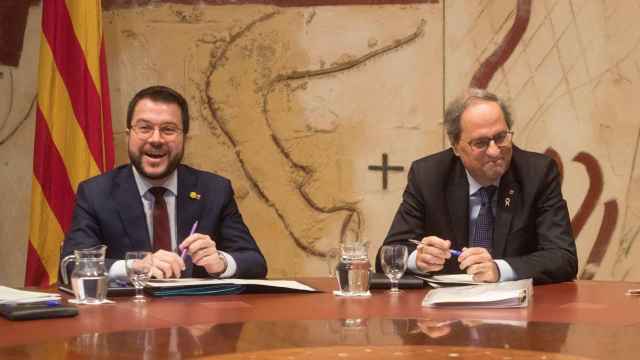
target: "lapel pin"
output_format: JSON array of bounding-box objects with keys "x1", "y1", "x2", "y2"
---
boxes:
[
  {"x1": 505, "y1": 189, "x2": 514, "y2": 208},
  {"x1": 189, "y1": 191, "x2": 201, "y2": 200}
]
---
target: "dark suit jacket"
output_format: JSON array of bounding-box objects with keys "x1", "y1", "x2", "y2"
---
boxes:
[
  {"x1": 376, "y1": 146, "x2": 577, "y2": 284},
  {"x1": 61, "y1": 164, "x2": 267, "y2": 279}
]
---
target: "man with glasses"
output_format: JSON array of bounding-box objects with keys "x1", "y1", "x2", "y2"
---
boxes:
[
  {"x1": 376, "y1": 88, "x2": 577, "y2": 284},
  {"x1": 61, "y1": 85, "x2": 267, "y2": 281}
]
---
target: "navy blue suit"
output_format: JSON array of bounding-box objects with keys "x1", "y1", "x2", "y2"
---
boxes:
[{"x1": 61, "y1": 164, "x2": 267, "y2": 279}]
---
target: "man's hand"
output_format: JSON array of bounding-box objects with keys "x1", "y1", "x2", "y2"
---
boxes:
[
  {"x1": 180, "y1": 233, "x2": 227, "y2": 275},
  {"x1": 458, "y1": 247, "x2": 499, "y2": 282},
  {"x1": 150, "y1": 249, "x2": 185, "y2": 279},
  {"x1": 415, "y1": 236, "x2": 453, "y2": 273}
]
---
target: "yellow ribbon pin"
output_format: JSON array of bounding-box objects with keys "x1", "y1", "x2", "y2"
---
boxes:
[{"x1": 189, "y1": 191, "x2": 201, "y2": 200}]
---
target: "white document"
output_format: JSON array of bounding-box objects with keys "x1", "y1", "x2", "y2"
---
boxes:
[
  {"x1": 422, "y1": 278, "x2": 533, "y2": 308},
  {"x1": 0, "y1": 286, "x2": 62, "y2": 304},
  {"x1": 146, "y1": 278, "x2": 317, "y2": 292}
]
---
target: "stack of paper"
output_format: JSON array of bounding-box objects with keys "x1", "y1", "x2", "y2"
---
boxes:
[
  {"x1": 0, "y1": 286, "x2": 61, "y2": 304},
  {"x1": 422, "y1": 278, "x2": 533, "y2": 308}
]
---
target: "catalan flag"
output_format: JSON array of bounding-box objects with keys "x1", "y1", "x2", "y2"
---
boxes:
[{"x1": 26, "y1": 0, "x2": 114, "y2": 287}]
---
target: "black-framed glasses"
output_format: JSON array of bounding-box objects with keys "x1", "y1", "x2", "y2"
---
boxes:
[
  {"x1": 130, "y1": 122, "x2": 183, "y2": 140},
  {"x1": 467, "y1": 130, "x2": 513, "y2": 151}
]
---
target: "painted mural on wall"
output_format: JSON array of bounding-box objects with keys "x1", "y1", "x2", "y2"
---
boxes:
[
  {"x1": 102, "y1": 3, "x2": 442, "y2": 277},
  {"x1": 462, "y1": 0, "x2": 623, "y2": 280},
  {"x1": 444, "y1": 0, "x2": 640, "y2": 280},
  {"x1": 1, "y1": 0, "x2": 640, "y2": 285}
]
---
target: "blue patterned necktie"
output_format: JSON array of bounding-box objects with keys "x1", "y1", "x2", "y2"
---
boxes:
[{"x1": 471, "y1": 185, "x2": 498, "y2": 249}]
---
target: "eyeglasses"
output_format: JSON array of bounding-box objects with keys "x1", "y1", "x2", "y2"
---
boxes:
[
  {"x1": 467, "y1": 130, "x2": 513, "y2": 151},
  {"x1": 130, "y1": 122, "x2": 183, "y2": 140}
]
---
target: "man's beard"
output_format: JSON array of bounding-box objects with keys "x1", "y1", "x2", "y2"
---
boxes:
[{"x1": 129, "y1": 146, "x2": 184, "y2": 180}]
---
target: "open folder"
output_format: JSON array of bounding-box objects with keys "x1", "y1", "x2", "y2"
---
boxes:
[
  {"x1": 144, "y1": 278, "x2": 319, "y2": 297},
  {"x1": 422, "y1": 278, "x2": 533, "y2": 308}
]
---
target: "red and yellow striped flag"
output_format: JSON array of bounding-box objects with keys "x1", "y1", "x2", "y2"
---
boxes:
[{"x1": 26, "y1": 0, "x2": 114, "y2": 287}]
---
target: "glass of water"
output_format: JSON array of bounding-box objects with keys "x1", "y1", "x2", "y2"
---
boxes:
[
  {"x1": 380, "y1": 245, "x2": 408, "y2": 294},
  {"x1": 69, "y1": 245, "x2": 109, "y2": 304},
  {"x1": 125, "y1": 251, "x2": 154, "y2": 302},
  {"x1": 335, "y1": 241, "x2": 371, "y2": 297}
]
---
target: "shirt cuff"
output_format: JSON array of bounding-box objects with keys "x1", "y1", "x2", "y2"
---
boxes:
[
  {"x1": 494, "y1": 259, "x2": 516, "y2": 281},
  {"x1": 215, "y1": 251, "x2": 237, "y2": 278},
  {"x1": 408, "y1": 249, "x2": 429, "y2": 274},
  {"x1": 108, "y1": 260, "x2": 129, "y2": 283}
]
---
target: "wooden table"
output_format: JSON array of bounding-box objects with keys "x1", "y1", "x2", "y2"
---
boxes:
[{"x1": 1, "y1": 278, "x2": 639, "y2": 359}]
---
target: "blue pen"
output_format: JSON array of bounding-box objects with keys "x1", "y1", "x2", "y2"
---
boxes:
[
  {"x1": 449, "y1": 249, "x2": 462, "y2": 256},
  {"x1": 46, "y1": 299, "x2": 62, "y2": 307},
  {"x1": 408, "y1": 239, "x2": 462, "y2": 256},
  {"x1": 8, "y1": 299, "x2": 61, "y2": 307},
  {"x1": 181, "y1": 221, "x2": 198, "y2": 260}
]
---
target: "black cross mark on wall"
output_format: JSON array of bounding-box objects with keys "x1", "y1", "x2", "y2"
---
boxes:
[{"x1": 368, "y1": 153, "x2": 404, "y2": 190}]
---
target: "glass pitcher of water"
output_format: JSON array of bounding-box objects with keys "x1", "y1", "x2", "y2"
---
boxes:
[
  {"x1": 335, "y1": 241, "x2": 371, "y2": 296},
  {"x1": 61, "y1": 245, "x2": 108, "y2": 304}
]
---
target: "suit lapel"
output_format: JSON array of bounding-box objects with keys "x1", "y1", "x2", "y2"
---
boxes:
[
  {"x1": 177, "y1": 166, "x2": 203, "y2": 277},
  {"x1": 114, "y1": 165, "x2": 151, "y2": 251},
  {"x1": 446, "y1": 161, "x2": 470, "y2": 249},
  {"x1": 493, "y1": 167, "x2": 518, "y2": 257},
  {"x1": 176, "y1": 165, "x2": 202, "y2": 243}
]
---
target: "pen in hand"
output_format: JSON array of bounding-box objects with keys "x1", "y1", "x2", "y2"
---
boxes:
[
  {"x1": 408, "y1": 239, "x2": 461, "y2": 256},
  {"x1": 181, "y1": 221, "x2": 199, "y2": 261}
]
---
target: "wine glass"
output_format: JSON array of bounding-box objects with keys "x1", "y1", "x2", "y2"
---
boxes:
[
  {"x1": 326, "y1": 247, "x2": 340, "y2": 278},
  {"x1": 125, "y1": 251, "x2": 154, "y2": 302},
  {"x1": 380, "y1": 245, "x2": 408, "y2": 294}
]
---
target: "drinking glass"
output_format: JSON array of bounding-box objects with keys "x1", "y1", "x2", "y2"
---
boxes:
[
  {"x1": 380, "y1": 245, "x2": 408, "y2": 294},
  {"x1": 326, "y1": 247, "x2": 340, "y2": 278},
  {"x1": 125, "y1": 251, "x2": 154, "y2": 302},
  {"x1": 335, "y1": 242, "x2": 371, "y2": 296}
]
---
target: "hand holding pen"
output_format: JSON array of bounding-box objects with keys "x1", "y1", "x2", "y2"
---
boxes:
[
  {"x1": 408, "y1": 236, "x2": 458, "y2": 273},
  {"x1": 408, "y1": 239, "x2": 461, "y2": 256},
  {"x1": 179, "y1": 221, "x2": 226, "y2": 274},
  {"x1": 180, "y1": 221, "x2": 199, "y2": 261}
]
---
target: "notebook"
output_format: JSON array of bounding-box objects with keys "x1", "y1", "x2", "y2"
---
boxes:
[
  {"x1": 422, "y1": 278, "x2": 533, "y2": 308},
  {"x1": 0, "y1": 302, "x2": 78, "y2": 321},
  {"x1": 369, "y1": 273, "x2": 425, "y2": 289},
  {"x1": 144, "y1": 278, "x2": 319, "y2": 297},
  {"x1": 0, "y1": 286, "x2": 77, "y2": 321}
]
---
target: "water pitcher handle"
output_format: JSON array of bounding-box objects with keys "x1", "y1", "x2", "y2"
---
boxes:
[{"x1": 60, "y1": 254, "x2": 75, "y2": 285}]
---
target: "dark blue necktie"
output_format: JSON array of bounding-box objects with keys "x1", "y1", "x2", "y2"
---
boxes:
[{"x1": 471, "y1": 185, "x2": 497, "y2": 249}]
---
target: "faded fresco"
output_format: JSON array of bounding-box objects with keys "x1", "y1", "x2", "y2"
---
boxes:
[
  {"x1": 1, "y1": 0, "x2": 640, "y2": 286},
  {"x1": 444, "y1": 0, "x2": 640, "y2": 281}
]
